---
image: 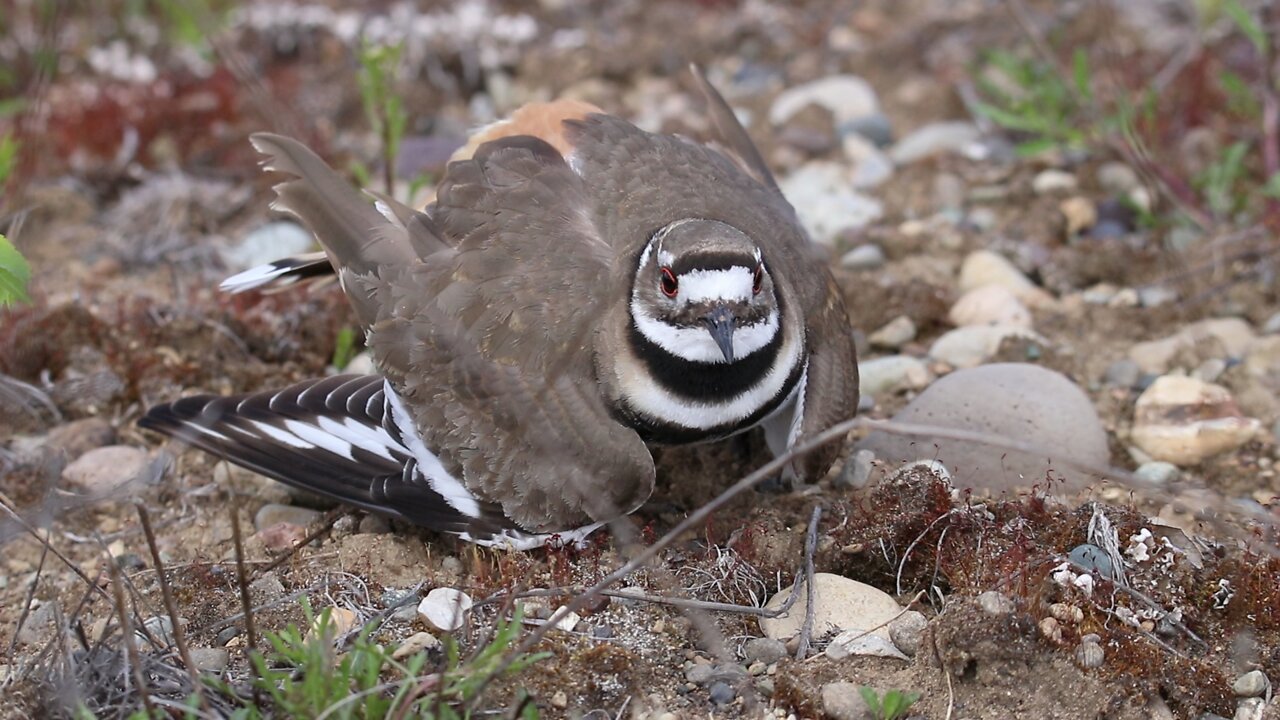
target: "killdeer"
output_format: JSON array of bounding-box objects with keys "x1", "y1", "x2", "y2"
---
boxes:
[{"x1": 140, "y1": 69, "x2": 859, "y2": 548}]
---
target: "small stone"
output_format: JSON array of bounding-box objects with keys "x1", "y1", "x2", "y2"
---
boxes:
[
  {"x1": 778, "y1": 163, "x2": 883, "y2": 245},
  {"x1": 868, "y1": 316, "x2": 917, "y2": 349},
  {"x1": 1133, "y1": 461, "x2": 1180, "y2": 487},
  {"x1": 743, "y1": 637, "x2": 788, "y2": 665},
  {"x1": 888, "y1": 610, "x2": 927, "y2": 656},
  {"x1": 977, "y1": 590, "x2": 1014, "y2": 615},
  {"x1": 840, "y1": 112, "x2": 895, "y2": 147},
  {"x1": 1059, "y1": 196, "x2": 1097, "y2": 237},
  {"x1": 1049, "y1": 603, "x2": 1084, "y2": 624},
  {"x1": 1138, "y1": 286, "x2": 1178, "y2": 308},
  {"x1": 686, "y1": 664, "x2": 715, "y2": 685},
  {"x1": 550, "y1": 690, "x2": 568, "y2": 709},
  {"x1": 928, "y1": 325, "x2": 1046, "y2": 369},
  {"x1": 1234, "y1": 698, "x2": 1265, "y2": 720},
  {"x1": 708, "y1": 681, "x2": 736, "y2": 705},
  {"x1": 1033, "y1": 169, "x2": 1079, "y2": 194},
  {"x1": 1097, "y1": 162, "x2": 1141, "y2": 194},
  {"x1": 311, "y1": 607, "x2": 358, "y2": 637},
  {"x1": 417, "y1": 588, "x2": 474, "y2": 632},
  {"x1": 949, "y1": 285, "x2": 1033, "y2": 328},
  {"x1": 590, "y1": 624, "x2": 614, "y2": 639},
  {"x1": 44, "y1": 418, "x2": 116, "y2": 459},
  {"x1": 254, "y1": 522, "x2": 308, "y2": 553},
  {"x1": 857, "y1": 355, "x2": 931, "y2": 397},
  {"x1": 844, "y1": 136, "x2": 895, "y2": 188},
  {"x1": 254, "y1": 504, "x2": 323, "y2": 532},
  {"x1": 1232, "y1": 670, "x2": 1269, "y2": 698},
  {"x1": 1090, "y1": 218, "x2": 1130, "y2": 239},
  {"x1": 1263, "y1": 313, "x2": 1280, "y2": 335},
  {"x1": 1039, "y1": 616, "x2": 1063, "y2": 642},
  {"x1": 756, "y1": 677, "x2": 775, "y2": 696},
  {"x1": 759, "y1": 573, "x2": 902, "y2": 641},
  {"x1": 392, "y1": 631, "x2": 442, "y2": 660},
  {"x1": 825, "y1": 631, "x2": 909, "y2": 661},
  {"x1": 188, "y1": 647, "x2": 229, "y2": 673},
  {"x1": 62, "y1": 445, "x2": 148, "y2": 494},
  {"x1": 615, "y1": 586, "x2": 645, "y2": 607},
  {"x1": 835, "y1": 449, "x2": 876, "y2": 489},
  {"x1": 958, "y1": 250, "x2": 1052, "y2": 307},
  {"x1": 214, "y1": 626, "x2": 242, "y2": 647},
  {"x1": 1076, "y1": 638, "x2": 1105, "y2": 669},
  {"x1": 841, "y1": 244, "x2": 886, "y2": 270},
  {"x1": 547, "y1": 606, "x2": 580, "y2": 632},
  {"x1": 1069, "y1": 544, "x2": 1115, "y2": 579},
  {"x1": 821, "y1": 681, "x2": 874, "y2": 720},
  {"x1": 1131, "y1": 376, "x2": 1262, "y2": 465},
  {"x1": 358, "y1": 514, "x2": 391, "y2": 534},
  {"x1": 1128, "y1": 318, "x2": 1257, "y2": 374},
  {"x1": 889, "y1": 121, "x2": 982, "y2": 164},
  {"x1": 1103, "y1": 360, "x2": 1142, "y2": 389},
  {"x1": 777, "y1": 102, "x2": 838, "y2": 154},
  {"x1": 770, "y1": 75, "x2": 881, "y2": 128}
]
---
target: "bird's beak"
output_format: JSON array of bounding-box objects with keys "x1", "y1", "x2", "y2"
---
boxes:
[{"x1": 703, "y1": 305, "x2": 736, "y2": 363}]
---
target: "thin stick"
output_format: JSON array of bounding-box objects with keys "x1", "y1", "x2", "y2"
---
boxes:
[
  {"x1": 6, "y1": 541, "x2": 48, "y2": 660},
  {"x1": 794, "y1": 505, "x2": 822, "y2": 660},
  {"x1": 229, "y1": 499, "x2": 260, "y2": 657},
  {"x1": 0, "y1": 498, "x2": 111, "y2": 601},
  {"x1": 136, "y1": 504, "x2": 207, "y2": 711},
  {"x1": 108, "y1": 550, "x2": 157, "y2": 718}
]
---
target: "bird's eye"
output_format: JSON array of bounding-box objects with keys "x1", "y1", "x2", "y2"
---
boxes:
[
  {"x1": 660, "y1": 267, "x2": 679, "y2": 297},
  {"x1": 752, "y1": 263, "x2": 764, "y2": 295}
]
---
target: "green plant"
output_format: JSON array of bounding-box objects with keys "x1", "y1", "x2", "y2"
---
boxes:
[
  {"x1": 332, "y1": 326, "x2": 359, "y2": 370},
  {"x1": 0, "y1": 130, "x2": 18, "y2": 186},
  {"x1": 858, "y1": 687, "x2": 921, "y2": 720},
  {"x1": 1198, "y1": 140, "x2": 1251, "y2": 218},
  {"x1": 357, "y1": 41, "x2": 410, "y2": 197},
  {"x1": 0, "y1": 233, "x2": 31, "y2": 306},
  {"x1": 973, "y1": 48, "x2": 1096, "y2": 155}
]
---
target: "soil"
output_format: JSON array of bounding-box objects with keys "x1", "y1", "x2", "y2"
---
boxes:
[{"x1": 2, "y1": 1, "x2": 1279, "y2": 719}]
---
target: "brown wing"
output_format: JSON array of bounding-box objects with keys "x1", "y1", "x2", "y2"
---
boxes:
[{"x1": 362, "y1": 135, "x2": 656, "y2": 531}]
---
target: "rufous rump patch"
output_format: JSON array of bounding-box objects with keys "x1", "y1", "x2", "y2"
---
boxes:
[{"x1": 450, "y1": 99, "x2": 603, "y2": 164}]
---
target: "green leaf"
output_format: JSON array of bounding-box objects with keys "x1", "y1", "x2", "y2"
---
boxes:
[
  {"x1": 1264, "y1": 171, "x2": 1280, "y2": 199},
  {"x1": 1224, "y1": 0, "x2": 1267, "y2": 54},
  {"x1": 332, "y1": 326, "x2": 358, "y2": 369},
  {"x1": 859, "y1": 686, "x2": 883, "y2": 715},
  {"x1": 0, "y1": 233, "x2": 31, "y2": 306},
  {"x1": 1072, "y1": 48, "x2": 1093, "y2": 102}
]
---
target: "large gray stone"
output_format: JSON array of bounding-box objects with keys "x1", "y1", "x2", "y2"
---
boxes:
[{"x1": 857, "y1": 363, "x2": 1110, "y2": 492}]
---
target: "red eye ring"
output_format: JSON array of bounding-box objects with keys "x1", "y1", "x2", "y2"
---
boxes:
[
  {"x1": 660, "y1": 267, "x2": 679, "y2": 297},
  {"x1": 752, "y1": 263, "x2": 764, "y2": 295}
]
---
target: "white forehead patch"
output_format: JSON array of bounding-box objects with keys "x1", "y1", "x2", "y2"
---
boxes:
[{"x1": 678, "y1": 266, "x2": 755, "y2": 304}]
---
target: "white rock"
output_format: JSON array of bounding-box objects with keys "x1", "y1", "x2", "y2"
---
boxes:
[
  {"x1": 769, "y1": 75, "x2": 880, "y2": 127},
  {"x1": 417, "y1": 588, "x2": 474, "y2": 632},
  {"x1": 841, "y1": 244, "x2": 886, "y2": 270},
  {"x1": 824, "y1": 630, "x2": 909, "y2": 661},
  {"x1": 1097, "y1": 162, "x2": 1141, "y2": 194},
  {"x1": 759, "y1": 573, "x2": 902, "y2": 641},
  {"x1": 778, "y1": 163, "x2": 883, "y2": 245},
  {"x1": 392, "y1": 631, "x2": 442, "y2": 660},
  {"x1": 889, "y1": 121, "x2": 983, "y2": 164},
  {"x1": 1032, "y1": 169, "x2": 1079, "y2": 194},
  {"x1": 868, "y1": 316, "x2": 917, "y2": 349},
  {"x1": 546, "y1": 606, "x2": 580, "y2": 632},
  {"x1": 958, "y1": 250, "x2": 1053, "y2": 307},
  {"x1": 222, "y1": 221, "x2": 315, "y2": 271},
  {"x1": 822, "y1": 682, "x2": 874, "y2": 720},
  {"x1": 1234, "y1": 697, "x2": 1264, "y2": 720},
  {"x1": 1131, "y1": 376, "x2": 1262, "y2": 465},
  {"x1": 842, "y1": 134, "x2": 895, "y2": 189},
  {"x1": 858, "y1": 355, "x2": 932, "y2": 397},
  {"x1": 1128, "y1": 318, "x2": 1258, "y2": 374},
  {"x1": 949, "y1": 285, "x2": 1033, "y2": 328},
  {"x1": 62, "y1": 445, "x2": 149, "y2": 494},
  {"x1": 929, "y1": 325, "x2": 1046, "y2": 369},
  {"x1": 1133, "y1": 461, "x2": 1180, "y2": 486},
  {"x1": 1232, "y1": 670, "x2": 1270, "y2": 698}
]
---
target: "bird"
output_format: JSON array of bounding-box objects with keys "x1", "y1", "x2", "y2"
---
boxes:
[{"x1": 139, "y1": 68, "x2": 859, "y2": 549}]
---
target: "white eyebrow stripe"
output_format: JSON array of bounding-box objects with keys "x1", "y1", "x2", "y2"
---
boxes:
[{"x1": 678, "y1": 266, "x2": 755, "y2": 303}]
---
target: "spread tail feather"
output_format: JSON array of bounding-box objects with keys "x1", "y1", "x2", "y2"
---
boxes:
[{"x1": 220, "y1": 251, "x2": 336, "y2": 294}]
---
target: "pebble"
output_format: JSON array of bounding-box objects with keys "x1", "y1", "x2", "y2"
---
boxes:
[
  {"x1": 254, "y1": 522, "x2": 308, "y2": 553},
  {"x1": 778, "y1": 163, "x2": 883, "y2": 245},
  {"x1": 841, "y1": 112, "x2": 895, "y2": 147},
  {"x1": 858, "y1": 364, "x2": 1110, "y2": 492},
  {"x1": 358, "y1": 514, "x2": 391, "y2": 534},
  {"x1": 1133, "y1": 461, "x2": 1181, "y2": 487},
  {"x1": 1263, "y1": 313, "x2": 1280, "y2": 335},
  {"x1": 769, "y1": 75, "x2": 881, "y2": 128},
  {"x1": 743, "y1": 637, "x2": 788, "y2": 665},
  {"x1": 888, "y1": 121, "x2": 982, "y2": 164},
  {"x1": 759, "y1": 573, "x2": 902, "y2": 641},
  {"x1": 1103, "y1": 359, "x2": 1142, "y2": 389},
  {"x1": 928, "y1": 325, "x2": 1046, "y2": 368},
  {"x1": 311, "y1": 607, "x2": 358, "y2": 637},
  {"x1": 868, "y1": 316, "x2": 917, "y2": 349},
  {"x1": 1138, "y1": 285, "x2": 1179, "y2": 308},
  {"x1": 547, "y1": 606, "x2": 581, "y2": 632},
  {"x1": 949, "y1": 285, "x2": 1033, "y2": 328},
  {"x1": 821, "y1": 681, "x2": 875, "y2": 720},
  {"x1": 1076, "y1": 637, "x2": 1105, "y2": 669},
  {"x1": 1032, "y1": 169, "x2": 1079, "y2": 194},
  {"x1": 1128, "y1": 318, "x2": 1257, "y2": 374},
  {"x1": 978, "y1": 590, "x2": 1014, "y2": 615},
  {"x1": 417, "y1": 588, "x2": 474, "y2": 632},
  {"x1": 254, "y1": 504, "x2": 323, "y2": 532},
  {"x1": 958, "y1": 250, "x2": 1053, "y2": 308},
  {"x1": 62, "y1": 445, "x2": 149, "y2": 494},
  {"x1": 223, "y1": 220, "x2": 315, "y2": 272},
  {"x1": 1039, "y1": 617, "x2": 1063, "y2": 642},
  {"x1": 888, "y1": 610, "x2": 928, "y2": 656},
  {"x1": 1069, "y1": 544, "x2": 1115, "y2": 579},
  {"x1": 43, "y1": 418, "x2": 116, "y2": 459},
  {"x1": 1234, "y1": 698, "x2": 1265, "y2": 720},
  {"x1": 835, "y1": 449, "x2": 876, "y2": 489},
  {"x1": 1131, "y1": 375, "x2": 1262, "y2": 465},
  {"x1": 1059, "y1": 196, "x2": 1097, "y2": 237},
  {"x1": 708, "y1": 681, "x2": 736, "y2": 705},
  {"x1": 840, "y1": 244, "x2": 886, "y2": 270},
  {"x1": 826, "y1": 631, "x2": 909, "y2": 661},
  {"x1": 249, "y1": 573, "x2": 285, "y2": 602},
  {"x1": 1097, "y1": 162, "x2": 1141, "y2": 194},
  {"x1": 1232, "y1": 670, "x2": 1269, "y2": 698},
  {"x1": 857, "y1": 355, "x2": 932, "y2": 397},
  {"x1": 686, "y1": 663, "x2": 715, "y2": 684},
  {"x1": 392, "y1": 631, "x2": 442, "y2": 660},
  {"x1": 550, "y1": 690, "x2": 569, "y2": 709},
  {"x1": 843, "y1": 134, "x2": 896, "y2": 189},
  {"x1": 188, "y1": 647, "x2": 230, "y2": 673}
]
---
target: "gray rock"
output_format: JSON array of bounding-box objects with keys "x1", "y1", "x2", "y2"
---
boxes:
[
  {"x1": 1232, "y1": 670, "x2": 1269, "y2": 698},
  {"x1": 1138, "y1": 285, "x2": 1178, "y2": 308},
  {"x1": 1097, "y1": 162, "x2": 1141, "y2": 194},
  {"x1": 1069, "y1": 544, "x2": 1115, "y2": 579},
  {"x1": 928, "y1": 325, "x2": 1046, "y2": 369},
  {"x1": 888, "y1": 610, "x2": 928, "y2": 657},
  {"x1": 1103, "y1": 359, "x2": 1142, "y2": 389},
  {"x1": 189, "y1": 647, "x2": 230, "y2": 673},
  {"x1": 708, "y1": 681, "x2": 736, "y2": 705},
  {"x1": 889, "y1": 121, "x2": 982, "y2": 164},
  {"x1": 1263, "y1": 313, "x2": 1280, "y2": 335},
  {"x1": 1032, "y1": 169, "x2": 1079, "y2": 194},
  {"x1": 821, "y1": 682, "x2": 874, "y2": 720},
  {"x1": 358, "y1": 514, "x2": 392, "y2": 534},
  {"x1": 222, "y1": 220, "x2": 315, "y2": 272},
  {"x1": 868, "y1": 316, "x2": 917, "y2": 349},
  {"x1": 1133, "y1": 461, "x2": 1180, "y2": 487},
  {"x1": 254, "y1": 503, "x2": 323, "y2": 532},
  {"x1": 770, "y1": 75, "x2": 880, "y2": 129},
  {"x1": 978, "y1": 590, "x2": 1014, "y2": 615},
  {"x1": 778, "y1": 163, "x2": 883, "y2": 245},
  {"x1": 686, "y1": 663, "x2": 715, "y2": 684},
  {"x1": 840, "y1": 113, "x2": 894, "y2": 147},
  {"x1": 1234, "y1": 698, "x2": 1264, "y2": 720},
  {"x1": 62, "y1": 445, "x2": 149, "y2": 494},
  {"x1": 742, "y1": 637, "x2": 787, "y2": 665},
  {"x1": 841, "y1": 244, "x2": 886, "y2": 270},
  {"x1": 843, "y1": 135, "x2": 896, "y2": 188},
  {"x1": 835, "y1": 449, "x2": 876, "y2": 489},
  {"x1": 249, "y1": 573, "x2": 285, "y2": 602},
  {"x1": 45, "y1": 418, "x2": 116, "y2": 459},
  {"x1": 825, "y1": 631, "x2": 909, "y2": 661},
  {"x1": 858, "y1": 364, "x2": 1110, "y2": 492},
  {"x1": 858, "y1": 355, "x2": 931, "y2": 397}
]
